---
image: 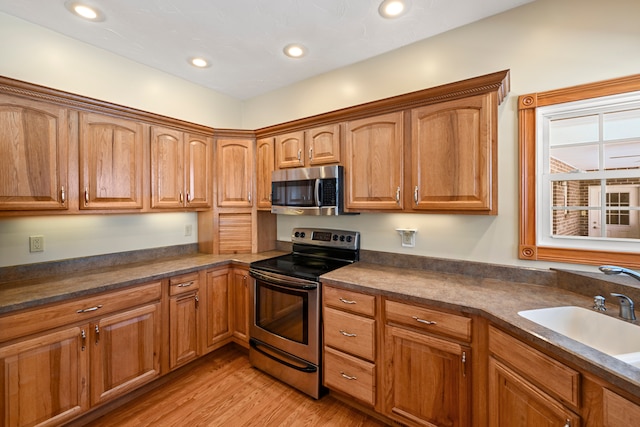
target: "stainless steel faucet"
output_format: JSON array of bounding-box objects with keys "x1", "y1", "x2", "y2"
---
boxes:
[
  {"x1": 610, "y1": 293, "x2": 636, "y2": 321},
  {"x1": 599, "y1": 265, "x2": 640, "y2": 282}
]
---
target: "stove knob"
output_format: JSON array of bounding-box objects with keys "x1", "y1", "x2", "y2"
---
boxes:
[
  {"x1": 300, "y1": 232, "x2": 306, "y2": 238},
  {"x1": 332, "y1": 234, "x2": 338, "y2": 241},
  {"x1": 346, "y1": 236, "x2": 353, "y2": 243},
  {"x1": 339, "y1": 235, "x2": 345, "y2": 242},
  {"x1": 294, "y1": 231, "x2": 300, "y2": 238}
]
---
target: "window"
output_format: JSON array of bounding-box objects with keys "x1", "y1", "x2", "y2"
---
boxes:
[{"x1": 519, "y1": 74, "x2": 640, "y2": 268}]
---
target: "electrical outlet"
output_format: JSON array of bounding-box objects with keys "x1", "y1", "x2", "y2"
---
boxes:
[
  {"x1": 184, "y1": 224, "x2": 193, "y2": 236},
  {"x1": 29, "y1": 235, "x2": 44, "y2": 252}
]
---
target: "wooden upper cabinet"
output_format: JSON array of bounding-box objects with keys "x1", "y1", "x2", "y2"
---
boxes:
[
  {"x1": 409, "y1": 93, "x2": 496, "y2": 213},
  {"x1": 275, "y1": 124, "x2": 341, "y2": 169},
  {"x1": 0, "y1": 94, "x2": 69, "y2": 210},
  {"x1": 79, "y1": 112, "x2": 144, "y2": 210},
  {"x1": 307, "y1": 123, "x2": 341, "y2": 166},
  {"x1": 275, "y1": 131, "x2": 305, "y2": 168},
  {"x1": 256, "y1": 137, "x2": 274, "y2": 210},
  {"x1": 216, "y1": 138, "x2": 253, "y2": 207},
  {"x1": 345, "y1": 112, "x2": 404, "y2": 210},
  {"x1": 185, "y1": 133, "x2": 212, "y2": 209},
  {"x1": 150, "y1": 126, "x2": 211, "y2": 209}
]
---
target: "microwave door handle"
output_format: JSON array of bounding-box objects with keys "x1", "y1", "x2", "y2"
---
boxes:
[{"x1": 314, "y1": 178, "x2": 322, "y2": 207}]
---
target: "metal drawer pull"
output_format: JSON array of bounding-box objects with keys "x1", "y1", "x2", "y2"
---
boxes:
[
  {"x1": 339, "y1": 298, "x2": 356, "y2": 305},
  {"x1": 339, "y1": 330, "x2": 357, "y2": 337},
  {"x1": 61, "y1": 186, "x2": 66, "y2": 203},
  {"x1": 412, "y1": 316, "x2": 437, "y2": 325},
  {"x1": 177, "y1": 281, "x2": 195, "y2": 288},
  {"x1": 340, "y1": 372, "x2": 357, "y2": 380},
  {"x1": 77, "y1": 305, "x2": 103, "y2": 314}
]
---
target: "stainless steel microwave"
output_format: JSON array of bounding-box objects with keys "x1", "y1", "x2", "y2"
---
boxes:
[{"x1": 271, "y1": 165, "x2": 349, "y2": 215}]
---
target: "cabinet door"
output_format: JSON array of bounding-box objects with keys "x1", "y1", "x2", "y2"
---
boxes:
[
  {"x1": 90, "y1": 302, "x2": 161, "y2": 406},
  {"x1": 185, "y1": 133, "x2": 212, "y2": 208},
  {"x1": 0, "y1": 95, "x2": 69, "y2": 210},
  {"x1": 256, "y1": 137, "x2": 274, "y2": 210},
  {"x1": 275, "y1": 131, "x2": 305, "y2": 169},
  {"x1": 488, "y1": 358, "x2": 580, "y2": 427},
  {"x1": 411, "y1": 93, "x2": 495, "y2": 213},
  {"x1": 216, "y1": 138, "x2": 253, "y2": 207},
  {"x1": 79, "y1": 112, "x2": 144, "y2": 209},
  {"x1": 150, "y1": 126, "x2": 184, "y2": 209},
  {"x1": 0, "y1": 325, "x2": 89, "y2": 427},
  {"x1": 345, "y1": 112, "x2": 404, "y2": 210},
  {"x1": 307, "y1": 123, "x2": 341, "y2": 166},
  {"x1": 231, "y1": 268, "x2": 250, "y2": 347},
  {"x1": 383, "y1": 324, "x2": 470, "y2": 427},
  {"x1": 169, "y1": 292, "x2": 199, "y2": 370},
  {"x1": 201, "y1": 268, "x2": 232, "y2": 353}
]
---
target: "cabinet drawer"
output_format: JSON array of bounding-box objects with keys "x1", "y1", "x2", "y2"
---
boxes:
[
  {"x1": 323, "y1": 285, "x2": 376, "y2": 317},
  {"x1": 0, "y1": 281, "x2": 162, "y2": 343},
  {"x1": 385, "y1": 299, "x2": 471, "y2": 342},
  {"x1": 169, "y1": 272, "x2": 200, "y2": 296},
  {"x1": 324, "y1": 346, "x2": 375, "y2": 406},
  {"x1": 489, "y1": 326, "x2": 580, "y2": 408},
  {"x1": 324, "y1": 307, "x2": 375, "y2": 361}
]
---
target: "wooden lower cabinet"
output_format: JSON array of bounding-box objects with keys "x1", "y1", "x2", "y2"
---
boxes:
[
  {"x1": 231, "y1": 267, "x2": 250, "y2": 347},
  {"x1": 90, "y1": 302, "x2": 161, "y2": 406},
  {"x1": 168, "y1": 272, "x2": 200, "y2": 370},
  {"x1": 201, "y1": 267, "x2": 233, "y2": 354},
  {"x1": 0, "y1": 325, "x2": 89, "y2": 427},
  {"x1": 383, "y1": 324, "x2": 471, "y2": 427}
]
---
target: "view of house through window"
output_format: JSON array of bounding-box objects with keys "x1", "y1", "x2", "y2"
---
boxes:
[{"x1": 539, "y1": 91, "x2": 640, "y2": 246}]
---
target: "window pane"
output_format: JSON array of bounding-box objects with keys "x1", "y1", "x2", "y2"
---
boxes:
[
  {"x1": 549, "y1": 115, "x2": 599, "y2": 146},
  {"x1": 550, "y1": 144, "x2": 599, "y2": 172},
  {"x1": 603, "y1": 108, "x2": 640, "y2": 140},
  {"x1": 603, "y1": 140, "x2": 640, "y2": 170}
]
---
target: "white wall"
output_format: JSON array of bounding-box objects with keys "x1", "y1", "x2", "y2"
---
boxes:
[
  {"x1": 242, "y1": 0, "x2": 640, "y2": 271},
  {"x1": 2, "y1": 0, "x2": 640, "y2": 270}
]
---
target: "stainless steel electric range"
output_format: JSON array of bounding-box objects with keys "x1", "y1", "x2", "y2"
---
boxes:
[{"x1": 248, "y1": 227, "x2": 360, "y2": 399}]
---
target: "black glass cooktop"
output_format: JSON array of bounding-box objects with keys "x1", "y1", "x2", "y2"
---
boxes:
[{"x1": 250, "y1": 252, "x2": 352, "y2": 281}]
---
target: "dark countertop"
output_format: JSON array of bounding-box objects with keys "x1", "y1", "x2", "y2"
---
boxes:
[
  {"x1": 2, "y1": 250, "x2": 640, "y2": 400},
  {"x1": 321, "y1": 261, "x2": 640, "y2": 398},
  {"x1": 0, "y1": 251, "x2": 284, "y2": 315}
]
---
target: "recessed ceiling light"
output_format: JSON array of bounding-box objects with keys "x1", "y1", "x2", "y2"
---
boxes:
[
  {"x1": 283, "y1": 44, "x2": 307, "y2": 59},
  {"x1": 378, "y1": 0, "x2": 408, "y2": 19},
  {"x1": 64, "y1": 1, "x2": 104, "y2": 21},
  {"x1": 189, "y1": 57, "x2": 210, "y2": 68}
]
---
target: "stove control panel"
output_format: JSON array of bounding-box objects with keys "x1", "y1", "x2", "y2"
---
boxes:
[{"x1": 291, "y1": 228, "x2": 360, "y2": 250}]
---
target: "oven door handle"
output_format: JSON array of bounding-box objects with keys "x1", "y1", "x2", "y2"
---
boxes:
[
  {"x1": 250, "y1": 339, "x2": 317, "y2": 373},
  {"x1": 249, "y1": 269, "x2": 318, "y2": 290}
]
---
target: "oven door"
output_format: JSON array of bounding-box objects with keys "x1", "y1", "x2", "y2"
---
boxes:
[{"x1": 249, "y1": 269, "x2": 320, "y2": 364}]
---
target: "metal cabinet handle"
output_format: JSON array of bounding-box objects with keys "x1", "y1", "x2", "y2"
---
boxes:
[
  {"x1": 396, "y1": 186, "x2": 400, "y2": 204},
  {"x1": 339, "y1": 330, "x2": 357, "y2": 337},
  {"x1": 77, "y1": 305, "x2": 103, "y2": 314},
  {"x1": 340, "y1": 372, "x2": 357, "y2": 380},
  {"x1": 339, "y1": 298, "x2": 356, "y2": 305},
  {"x1": 414, "y1": 186, "x2": 419, "y2": 205},
  {"x1": 248, "y1": 191, "x2": 252, "y2": 203},
  {"x1": 412, "y1": 316, "x2": 436, "y2": 325},
  {"x1": 84, "y1": 188, "x2": 89, "y2": 206},
  {"x1": 81, "y1": 329, "x2": 86, "y2": 351},
  {"x1": 177, "y1": 281, "x2": 194, "y2": 288},
  {"x1": 564, "y1": 420, "x2": 571, "y2": 427},
  {"x1": 195, "y1": 293, "x2": 199, "y2": 309},
  {"x1": 61, "y1": 186, "x2": 66, "y2": 203},
  {"x1": 297, "y1": 149, "x2": 302, "y2": 161},
  {"x1": 186, "y1": 192, "x2": 191, "y2": 203},
  {"x1": 94, "y1": 324, "x2": 100, "y2": 344},
  {"x1": 180, "y1": 192, "x2": 184, "y2": 204},
  {"x1": 309, "y1": 147, "x2": 313, "y2": 160}
]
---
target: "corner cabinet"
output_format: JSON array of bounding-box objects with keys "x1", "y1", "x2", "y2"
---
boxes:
[
  {"x1": 256, "y1": 137, "x2": 275, "y2": 210},
  {"x1": 79, "y1": 112, "x2": 145, "y2": 210},
  {"x1": 345, "y1": 112, "x2": 404, "y2": 211},
  {"x1": 216, "y1": 138, "x2": 253, "y2": 208},
  {"x1": 150, "y1": 126, "x2": 212, "y2": 210},
  {"x1": 0, "y1": 94, "x2": 69, "y2": 211},
  {"x1": 409, "y1": 93, "x2": 497, "y2": 214}
]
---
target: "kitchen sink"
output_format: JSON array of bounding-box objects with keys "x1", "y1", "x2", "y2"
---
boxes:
[{"x1": 518, "y1": 306, "x2": 640, "y2": 367}]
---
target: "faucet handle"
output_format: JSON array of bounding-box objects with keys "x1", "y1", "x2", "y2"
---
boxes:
[
  {"x1": 610, "y1": 293, "x2": 636, "y2": 321},
  {"x1": 593, "y1": 295, "x2": 606, "y2": 311}
]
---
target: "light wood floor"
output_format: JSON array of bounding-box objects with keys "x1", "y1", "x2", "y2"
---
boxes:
[{"x1": 82, "y1": 345, "x2": 389, "y2": 427}]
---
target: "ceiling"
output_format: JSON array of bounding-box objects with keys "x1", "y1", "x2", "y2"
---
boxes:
[{"x1": 0, "y1": 0, "x2": 533, "y2": 100}]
